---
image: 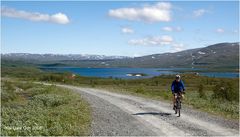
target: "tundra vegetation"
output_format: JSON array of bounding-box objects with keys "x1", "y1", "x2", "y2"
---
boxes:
[
  {"x1": 1, "y1": 60, "x2": 239, "y2": 125},
  {"x1": 1, "y1": 80, "x2": 91, "y2": 136}
]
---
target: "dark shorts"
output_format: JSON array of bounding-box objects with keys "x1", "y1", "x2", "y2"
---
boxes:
[{"x1": 172, "y1": 91, "x2": 183, "y2": 94}]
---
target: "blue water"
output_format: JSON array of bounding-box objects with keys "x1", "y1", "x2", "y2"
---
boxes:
[
  {"x1": 40, "y1": 67, "x2": 239, "y2": 79},
  {"x1": 200, "y1": 72, "x2": 239, "y2": 78}
]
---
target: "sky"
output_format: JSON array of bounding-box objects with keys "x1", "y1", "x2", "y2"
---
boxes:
[{"x1": 1, "y1": 1, "x2": 239, "y2": 57}]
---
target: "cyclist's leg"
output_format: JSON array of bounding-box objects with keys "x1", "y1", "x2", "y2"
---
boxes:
[
  {"x1": 173, "y1": 93, "x2": 177, "y2": 109},
  {"x1": 180, "y1": 92, "x2": 184, "y2": 99},
  {"x1": 172, "y1": 94, "x2": 175, "y2": 109},
  {"x1": 179, "y1": 92, "x2": 182, "y2": 109}
]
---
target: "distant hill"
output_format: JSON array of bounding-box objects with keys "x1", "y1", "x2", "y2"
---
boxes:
[
  {"x1": 1, "y1": 53, "x2": 130, "y2": 61},
  {"x1": 1, "y1": 42, "x2": 239, "y2": 69},
  {"x1": 108, "y1": 42, "x2": 239, "y2": 68}
]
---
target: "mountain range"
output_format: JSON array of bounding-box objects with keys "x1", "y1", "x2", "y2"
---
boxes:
[
  {"x1": 1, "y1": 42, "x2": 239, "y2": 69},
  {"x1": 1, "y1": 53, "x2": 129, "y2": 61}
]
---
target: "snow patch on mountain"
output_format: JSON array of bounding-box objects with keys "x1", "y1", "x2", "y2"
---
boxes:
[{"x1": 198, "y1": 51, "x2": 206, "y2": 55}]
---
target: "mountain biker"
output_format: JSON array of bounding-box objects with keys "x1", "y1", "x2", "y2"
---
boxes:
[{"x1": 171, "y1": 75, "x2": 185, "y2": 110}]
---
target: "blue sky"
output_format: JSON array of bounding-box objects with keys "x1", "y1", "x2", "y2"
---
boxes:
[{"x1": 1, "y1": 1, "x2": 239, "y2": 56}]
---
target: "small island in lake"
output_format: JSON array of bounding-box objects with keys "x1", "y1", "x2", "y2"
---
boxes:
[{"x1": 126, "y1": 73, "x2": 148, "y2": 77}]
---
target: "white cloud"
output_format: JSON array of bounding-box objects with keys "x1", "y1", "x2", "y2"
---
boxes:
[
  {"x1": 216, "y1": 28, "x2": 225, "y2": 33},
  {"x1": 193, "y1": 9, "x2": 208, "y2": 17},
  {"x1": 162, "y1": 26, "x2": 182, "y2": 32},
  {"x1": 175, "y1": 26, "x2": 182, "y2": 31},
  {"x1": 108, "y1": 2, "x2": 172, "y2": 23},
  {"x1": 162, "y1": 26, "x2": 173, "y2": 32},
  {"x1": 128, "y1": 35, "x2": 173, "y2": 46},
  {"x1": 171, "y1": 43, "x2": 185, "y2": 52},
  {"x1": 233, "y1": 29, "x2": 239, "y2": 34},
  {"x1": 122, "y1": 27, "x2": 134, "y2": 34},
  {"x1": 50, "y1": 13, "x2": 70, "y2": 24},
  {"x1": 133, "y1": 53, "x2": 141, "y2": 57},
  {"x1": 1, "y1": 7, "x2": 70, "y2": 24}
]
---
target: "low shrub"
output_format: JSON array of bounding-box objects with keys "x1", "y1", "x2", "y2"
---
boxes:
[
  {"x1": 135, "y1": 87, "x2": 145, "y2": 94},
  {"x1": 212, "y1": 81, "x2": 238, "y2": 101},
  {"x1": 32, "y1": 94, "x2": 69, "y2": 107},
  {"x1": 198, "y1": 84, "x2": 206, "y2": 99}
]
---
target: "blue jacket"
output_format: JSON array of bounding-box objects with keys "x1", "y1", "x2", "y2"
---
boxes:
[{"x1": 171, "y1": 80, "x2": 185, "y2": 93}]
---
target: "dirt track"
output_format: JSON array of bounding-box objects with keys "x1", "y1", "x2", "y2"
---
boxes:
[{"x1": 57, "y1": 84, "x2": 239, "y2": 136}]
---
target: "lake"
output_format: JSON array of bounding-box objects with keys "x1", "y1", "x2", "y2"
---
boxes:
[{"x1": 40, "y1": 67, "x2": 239, "y2": 79}]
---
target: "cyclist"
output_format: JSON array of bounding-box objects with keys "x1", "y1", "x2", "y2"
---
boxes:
[{"x1": 171, "y1": 74, "x2": 185, "y2": 110}]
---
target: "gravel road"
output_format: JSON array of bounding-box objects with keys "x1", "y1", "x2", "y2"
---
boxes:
[{"x1": 56, "y1": 84, "x2": 239, "y2": 136}]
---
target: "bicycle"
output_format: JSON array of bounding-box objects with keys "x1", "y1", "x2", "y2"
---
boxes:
[{"x1": 174, "y1": 92, "x2": 182, "y2": 117}]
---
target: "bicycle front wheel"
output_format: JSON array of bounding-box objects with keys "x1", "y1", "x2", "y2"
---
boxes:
[{"x1": 178, "y1": 109, "x2": 180, "y2": 117}]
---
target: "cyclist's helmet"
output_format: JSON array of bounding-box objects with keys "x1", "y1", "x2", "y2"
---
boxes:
[{"x1": 176, "y1": 74, "x2": 181, "y2": 79}]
